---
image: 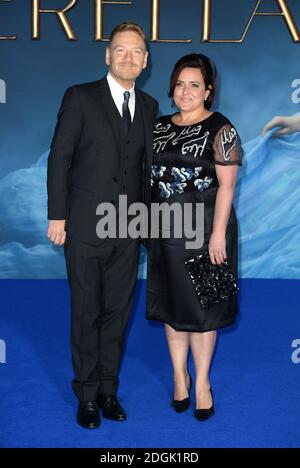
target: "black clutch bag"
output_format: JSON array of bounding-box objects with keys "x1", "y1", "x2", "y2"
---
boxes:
[{"x1": 184, "y1": 251, "x2": 238, "y2": 310}]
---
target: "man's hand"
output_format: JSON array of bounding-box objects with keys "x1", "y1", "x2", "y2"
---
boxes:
[{"x1": 47, "y1": 220, "x2": 66, "y2": 246}]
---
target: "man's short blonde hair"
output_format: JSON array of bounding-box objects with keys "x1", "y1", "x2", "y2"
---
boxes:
[{"x1": 109, "y1": 22, "x2": 148, "y2": 50}]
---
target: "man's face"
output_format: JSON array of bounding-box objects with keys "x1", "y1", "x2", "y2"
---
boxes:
[{"x1": 106, "y1": 31, "x2": 148, "y2": 87}]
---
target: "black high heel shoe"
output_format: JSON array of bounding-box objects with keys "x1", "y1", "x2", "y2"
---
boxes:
[
  {"x1": 194, "y1": 388, "x2": 214, "y2": 421},
  {"x1": 171, "y1": 373, "x2": 192, "y2": 413}
]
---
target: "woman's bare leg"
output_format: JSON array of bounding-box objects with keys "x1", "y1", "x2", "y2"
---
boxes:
[
  {"x1": 165, "y1": 324, "x2": 191, "y2": 400},
  {"x1": 190, "y1": 330, "x2": 217, "y2": 408}
]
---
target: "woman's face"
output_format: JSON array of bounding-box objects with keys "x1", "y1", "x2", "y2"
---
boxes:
[{"x1": 173, "y1": 67, "x2": 210, "y2": 113}]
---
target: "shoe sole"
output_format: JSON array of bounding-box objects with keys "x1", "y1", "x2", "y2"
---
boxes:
[
  {"x1": 102, "y1": 414, "x2": 127, "y2": 421},
  {"x1": 77, "y1": 422, "x2": 101, "y2": 429},
  {"x1": 194, "y1": 409, "x2": 215, "y2": 421}
]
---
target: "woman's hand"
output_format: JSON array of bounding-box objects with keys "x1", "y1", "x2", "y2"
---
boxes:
[
  {"x1": 262, "y1": 113, "x2": 300, "y2": 137},
  {"x1": 208, "y1": 231, "x2": 227, "y2": 265}
]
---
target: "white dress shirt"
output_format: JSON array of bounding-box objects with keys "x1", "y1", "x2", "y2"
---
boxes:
[{"x1": 106, "y1": 72, "x2": 135, "y2": 122}]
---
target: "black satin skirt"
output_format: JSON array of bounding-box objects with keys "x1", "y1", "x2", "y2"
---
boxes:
[{"x1": 146, "y1": 187, "x2": 239, "y2": 332}]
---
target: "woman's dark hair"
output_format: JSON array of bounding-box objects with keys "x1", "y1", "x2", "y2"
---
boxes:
[{"x1": 168, "y1": 53, "x2": 217, "y2": 110}]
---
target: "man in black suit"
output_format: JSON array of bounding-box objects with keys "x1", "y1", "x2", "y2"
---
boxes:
[{"x1": 47, "y1": 22, "x2": 158, "y2": 429}]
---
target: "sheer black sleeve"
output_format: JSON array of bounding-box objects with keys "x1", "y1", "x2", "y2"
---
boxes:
[{"x1": 212, "y1": 123, "x2": 243, "y2": 166}]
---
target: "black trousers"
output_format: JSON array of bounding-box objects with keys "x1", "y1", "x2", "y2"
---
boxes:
[{"x1": 64, "y1": 235, "x2": 140, "y2": 402}]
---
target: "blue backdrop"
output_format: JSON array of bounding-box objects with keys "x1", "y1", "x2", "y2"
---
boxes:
[
  {"x1": 1, "y1": 0, "x2": 300, "y2": 451},
  {"x1": 0, "y1": 0, "x2": 300, "y2": 278}
]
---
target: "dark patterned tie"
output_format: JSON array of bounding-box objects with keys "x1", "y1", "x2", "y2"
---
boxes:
[{"x1": 122, "y1": 91, "x2": 132, "y2": 133}]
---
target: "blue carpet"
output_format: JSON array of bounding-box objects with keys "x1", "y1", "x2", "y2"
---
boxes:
[{"x1": 0, "y1": 279, "x2": 299, "y2": 448}]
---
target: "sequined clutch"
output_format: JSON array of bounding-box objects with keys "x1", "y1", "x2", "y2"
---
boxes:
[{"x1": 184, "y1": 251, "x2": 238, "y2": 310}]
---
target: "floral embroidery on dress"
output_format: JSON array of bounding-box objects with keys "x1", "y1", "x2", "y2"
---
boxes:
[
  {"x1": 194, "y1": 176, "x2": 214, "y2": 192},
  {"x1": 152, "y1": 165, "x2": 167, "y2": 178},
  {"x1": 158, "y1": 181, "x2": 187, "y2": 199},
  {"x1": 151, "y1": 165, "x2": 207, "y2": 198},
  {"x1": 151, "y1": 165, "x2": 167, "y2": 187},
  {"x1": 171, "y1": 167, "x2": 193, "y2": 183},
  {"x1": 171, "y1": 167, "x2": 203, "y2": 183}
]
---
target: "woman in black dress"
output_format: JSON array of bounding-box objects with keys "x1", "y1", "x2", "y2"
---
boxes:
[{"x1": 147, "y1": 54, "x2": 243, "y2": 420}]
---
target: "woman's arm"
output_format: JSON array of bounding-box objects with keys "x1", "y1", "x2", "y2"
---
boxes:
[
  {"x1": 263, "y1": 113, "x2": 300, "y2": 136},
  {"x1": 209, "y1": 123, "x2": 242, "y2": 265},
  {"x1": 209, "y1": 165, "x2": 238, "y2": 265}
]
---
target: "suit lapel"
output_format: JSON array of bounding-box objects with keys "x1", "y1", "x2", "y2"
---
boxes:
[
  {"x1": 96, "y1": 78, "x2": 121, "y2": 154},
  {"x1": 136, "y1": 89, "x2": 153, "y2": 172}
]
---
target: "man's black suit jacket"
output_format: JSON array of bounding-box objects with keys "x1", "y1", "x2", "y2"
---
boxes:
[{"x1": 47, "y1": 77, "x2": 158, "y2": 245}]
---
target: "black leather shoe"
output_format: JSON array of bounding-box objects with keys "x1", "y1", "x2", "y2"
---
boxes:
[
  {"x1": 171, "y1": 373, "x2": 192, "y2": 413},
  {"x1": 97, "y1": 395, "x2": 127, "y2": 421},
  {"x1": 194, "y1": 389, "x2": 214, "y2": 421},
  {"x1": 77, "y1": 401, "x2": 100, "y2": 429}
]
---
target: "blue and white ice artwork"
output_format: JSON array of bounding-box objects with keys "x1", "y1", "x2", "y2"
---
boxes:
[
  {"x1": 235, "y1": 129, "x2": 300, "y2": 279},
  {"x1": 0, "y1": 129, "x2": 299, "y2": 279}
]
